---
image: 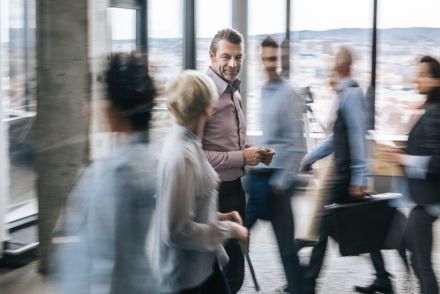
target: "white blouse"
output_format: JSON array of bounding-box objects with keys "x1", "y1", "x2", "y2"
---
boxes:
[{"x1": 153, "y1": 124, "x2": 236, "y2": 292}]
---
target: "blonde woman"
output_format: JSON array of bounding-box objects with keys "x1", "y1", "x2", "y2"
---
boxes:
[{"x1": 154, "y1": 70, "x2": 248, "y2": 294}]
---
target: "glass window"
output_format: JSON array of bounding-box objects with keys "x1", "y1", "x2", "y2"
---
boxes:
[
  {"x1": 376, "y1": 0, "x2": 440, "y2": 135},
  {"x1": 1, "y1": 0, "x2": 37, "y2": 211},
  {"x1": 291, "y1": 0, "x2": 372, "y2": 135},
  {"x1": 247, "y1": 0, "x2": 286, "y2": 133},
  {"x1": 195, "y1": 0, "x2": 231, "y2": 71},
  {"x1": 148, "y1": 0, "x2": 183, "y2": 129},
  {"x1": 108, "y1": 7, "x2": 137, "y2": 53}
]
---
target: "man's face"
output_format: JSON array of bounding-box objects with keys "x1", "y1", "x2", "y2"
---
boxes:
[
  {"x1": 210, "y1": 40, "x2": 243, "y2": 82},
  {"x1": 260, "y1": 46, "x2": 279, "y2": 75}
]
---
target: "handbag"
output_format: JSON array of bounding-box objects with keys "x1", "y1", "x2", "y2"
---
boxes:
[{"x1": 325, "y1": 193, "x2": 406, "y2": 256}]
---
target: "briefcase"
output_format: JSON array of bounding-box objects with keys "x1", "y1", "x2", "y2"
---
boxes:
[{"x1": 325, "y1": 193, "x2": 405, "y2": 256}]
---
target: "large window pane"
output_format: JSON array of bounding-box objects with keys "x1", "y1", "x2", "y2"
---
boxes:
[
  {"x1": 108, "y1": 7, "x2": 137, "y2": 53},
  {"x1": 247, "y1": 0, "x2": 286, "y2": 133},
  {"x1": 376, "y1": 0, "x2": 440, "y2": 135},
  {"x1": 148, "y1": 0, "x2": 183, "y2": 129},
  {"x1": 1, "y1": 0, "x2": 37, "y2": 210},
  {"x1": 291, "y1": 0, "x2": 372, "y2": 135},
  {"x1": 196, "y1": 0, "x2": 231, "y2": 71}
]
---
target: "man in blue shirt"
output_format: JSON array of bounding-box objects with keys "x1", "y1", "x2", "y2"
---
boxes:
[
  {"x1": 246, "y1": 36, "x2": 306, "y2": 294},
  {"x1": 304, "y1": 47, "x2": 393, "y2": 294}
]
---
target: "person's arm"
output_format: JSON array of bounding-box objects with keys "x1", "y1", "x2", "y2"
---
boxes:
[
  {"x1": 270, "y1": 88, "x2": 307, "y2": 190},
  {"x1": 427, "y1": 155, "x2": 440, "y2": 178},
  {"x1": 112, "y1": 163, "x2": 154, "y2": 289},
  {"x1": 302, "y1": 135, "x2": 334, "y2": 167},
  {"x1": 203, "y1": 149, "x2": 244, "y2": 170},
  {"x1": 203, "y1": 147, "x2": 265, "y2": 169},
  {"x1": 403, "y1": 156, "x2": 432, "y2": 179},
  {"x1": 341, "y1": 88, "x2": 367, "y2": 186},
  {"x1": 403, "y1": 109, "x2": 440, "y2": 180},
  {"x1": 160, "y1": 156, "x2": 240, "y2": 252}
]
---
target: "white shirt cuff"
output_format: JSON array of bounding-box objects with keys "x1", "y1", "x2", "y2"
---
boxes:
[{"x1": 404, "y1": 155, "x2": 431, "y2": 180}]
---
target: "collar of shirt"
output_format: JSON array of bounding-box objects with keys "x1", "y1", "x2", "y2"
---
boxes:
[
  {"x1": 335, "y1": 77, "x2": 359, "y2": 93},
  {"x1": 173, "y1": 124, "x2": 202, "y2": 148},
  {"x1": 263, "y1": 77, "x2": 284, "y2": 90},
  {"x1": 206, "y1": 66, "x2": 241, "y2": 96}
]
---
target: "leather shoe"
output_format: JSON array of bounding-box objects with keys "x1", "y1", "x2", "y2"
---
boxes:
[
  {"x1": 295, "y1": 238, "x2": 318, "y2": 250},
  {"x1": 354, "y1": 283, "x2": 393, "y2": 293}
]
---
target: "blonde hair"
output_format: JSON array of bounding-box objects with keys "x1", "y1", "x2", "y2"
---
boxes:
[
  {"x1": 167, "y1": 70, "x2": 218, "y2": 125},
  {"x1": 336, "y1": 46, "x2": 354, "y2": 67}
]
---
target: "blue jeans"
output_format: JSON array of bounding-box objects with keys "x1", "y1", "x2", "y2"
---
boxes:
[{"x1": 246, "y1": 170, "x2": 304, "y2": 294}]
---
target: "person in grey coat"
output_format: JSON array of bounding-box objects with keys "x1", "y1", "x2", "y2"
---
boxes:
[{"x1": 54, "y1": 53, "x2": 158, "y2": 294}]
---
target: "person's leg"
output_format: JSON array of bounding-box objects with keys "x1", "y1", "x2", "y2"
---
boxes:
[
  {"x1": 306, "y1": 213, "x2": 331, "y2": 293},
  {"x1": 246, "y1": 173, "x2": 269, "y2": 230},
  {"x1": 352, "y1": 251, "x2": 394, "y2": 293},
  {"x1": 218, "y1": 179, "x2": 246, "y2": 294},
  {"x1": 303, "y1": 161, "x2": 334, "y2": 241},
  {"x1": 180, "y1": 261, "x2": 231, "y2": 294},
  {"x1": 270, "y1": 188, "x2": 304, "y2": 294},
  {"x1": 370, "y1": 251, "x2": 392, "y2": 285},
  {"x1": 406, "y1": 206, "x2": 438, "y2": 294},
  {"x1": 199, "y1": 261, "x2": 231, "y2": 294}
]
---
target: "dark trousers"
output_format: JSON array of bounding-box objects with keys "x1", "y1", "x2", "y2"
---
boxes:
[
  {"x1": 246, "y1": 171, "x2": 304, "y2": 294},
  {"x1": 306, "y1": 212, "x2": 391, "y2": 293},
  {"x1": 218, "y1": 179, "x2": 246, "y2": 294},
  {"x1": 405, "y1": 206, "x2": 439, "y2": 294},
  {"x1": 178, "y1": 261, "x2": 231, "y2": 294}
]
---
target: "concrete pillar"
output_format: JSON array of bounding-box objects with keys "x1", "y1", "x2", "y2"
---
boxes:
[
  {"x1": 88, "y1": 0, "x2": 110, "y2": 160},
  {"x1": 0, "y1": 0, "x2": 10, "y2": 255},
  {"x1": 35, "y1": 0, "x2": 91, "y2": 272}
]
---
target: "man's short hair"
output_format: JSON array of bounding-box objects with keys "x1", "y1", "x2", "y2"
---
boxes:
[
  {"x1": 261, "y1": 36, "x2": 279, "y2": 49},
  {"x1": 167, "y1": 70, "x2": 218, "y2": 126},
  {"x1": 210, "y1": 28, "x2": 244, "y2": 54},
  {"x1": 336, "y1": 46, "x2": 353, "y2": 67}
]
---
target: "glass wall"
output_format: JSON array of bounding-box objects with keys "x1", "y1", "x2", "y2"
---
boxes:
[
  {"x1": 290, "y1": 0, "x2": 373, "y2": 135},
  {"x1": 196, "y1": 0, "x2": 231, "y2": 71},
  {"x1": 376, "y1": 0, "x2": 440, "y2": 136},
  {"x1": 108, "y1": 7, "x2": 137, "y2": 53},
  {"x1": 148, "y1": 0, "x2": 183, "y2": 129},
  {"x1": 1, "y1": 0, "x2": 37, "y2": 209}
]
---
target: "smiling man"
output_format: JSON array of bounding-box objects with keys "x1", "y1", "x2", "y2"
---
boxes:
[{"x1": 203, "y1": 28, "x2": 273, "y2": 294}]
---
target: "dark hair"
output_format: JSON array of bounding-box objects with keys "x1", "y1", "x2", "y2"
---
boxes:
[
  {"x1": 209, "y1": 28, "x2": 244, "y2": 54},
  {"x1": 261, "y1": 36, "x2": 279, "y2": 49},
  {"x1": 420, "y1": 56, "x2": 440, "y2": 105},
  {"x1": 105, "y1": 53, "x2": 156, "y2": 131}
]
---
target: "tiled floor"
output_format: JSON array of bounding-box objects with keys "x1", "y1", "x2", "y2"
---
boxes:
[{"x1": 1, "y1": 194, "x2": 439, "y2": 294}]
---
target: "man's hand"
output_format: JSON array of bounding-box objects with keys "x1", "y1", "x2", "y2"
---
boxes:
[
  {"x1": 243, "y1": 147, "x2": 266, "y2": 166},
  {"x1": 299, "y1": 159, "x2": 313, "y2": 173},
  {"x1": 260, "y1": 148, "x2": 276, "y2": 166},
  {"x1": 379, "y1": 146, "x2": 406, "y2": 165},
  {"x1": 349, "y1": 185, "x2": 367, "y2": 198},
  {"x1": 219, "y1": 211, "x2": 243, "y2": 225}
]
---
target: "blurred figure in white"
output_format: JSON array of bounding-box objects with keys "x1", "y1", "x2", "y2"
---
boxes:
[
  {"x1": 153, "y1": 70, "x2": 248, "y2": 294},
  {"x1": 54, "y1": 53, "x2": 158, "y2": 294}
]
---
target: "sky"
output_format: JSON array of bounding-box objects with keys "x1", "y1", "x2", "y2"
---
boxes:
[
  {"x1": 148, "y1": 0, "x2": 440, "y2": 38},
  {"x1": 1, "y1": 0, "x2": 439, "y2": 41}
]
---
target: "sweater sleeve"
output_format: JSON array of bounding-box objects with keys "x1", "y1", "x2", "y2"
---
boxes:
[{"x1": 159, "y1": 156, "x2": 236, "y2": 252}]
